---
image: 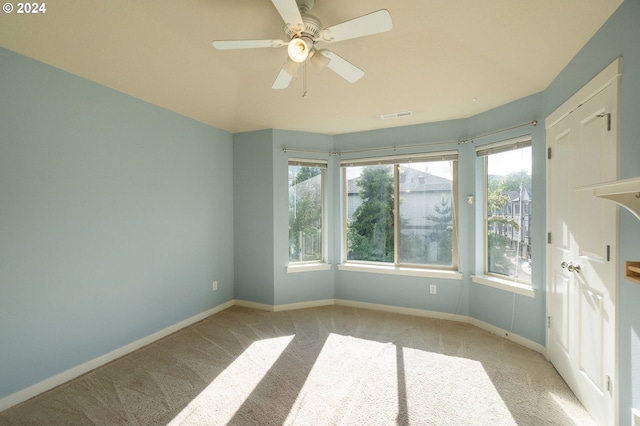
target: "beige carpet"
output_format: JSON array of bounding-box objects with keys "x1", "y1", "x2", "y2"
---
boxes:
[{"x1": 0, "y1": 305, "x2": 594, "y2": 425}]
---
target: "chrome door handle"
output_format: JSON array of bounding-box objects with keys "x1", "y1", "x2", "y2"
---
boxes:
[
  {"x1": 561, "y1": 261, "x2": 570, "y2": 269},
  {"x1": 568, "y1": 263, "x2": 581, "y2": 273}
]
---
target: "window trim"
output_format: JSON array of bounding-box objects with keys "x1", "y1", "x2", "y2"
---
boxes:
[
  {"x1": 341, "y1": 151, "x2": 458, "y2": 166},
  {"x1": 287, "y1": 263, "x2": 332, "y2": 273},
  {"x1": 288, "y1": 159, "x2": 328, "y2": 267},
  {"x1": 477, "y1": 136, "x2": 533, "y2": 291},
  {"x1": 338, "y1": 262, "x2": 463, "y2": 280},
  {"x1": 471, "y1": 274, "x2": 535, "y2": 297},
  {"x1": 475, "y1": 137, "x2": 532, "y2": 157},
  {"x1": 340, "y1": 152, "x2": 459, "y2": 272}
]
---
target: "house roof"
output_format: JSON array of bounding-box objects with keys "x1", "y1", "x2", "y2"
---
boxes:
[
  {"x1": 503, "y1": 186, "x2": 532, "y2": 202},
  {"x1": 347, "y1": 165, "x2": 451, "y2": 194}
]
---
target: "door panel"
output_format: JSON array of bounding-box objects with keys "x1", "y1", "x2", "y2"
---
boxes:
[
  {"x1": 578, "y1": 283, "x2": 603, "y2": 391},
  {"x1": 547, "y1": 78, "x2": 618, "y2": 426},
  {"x1": 551, "y1": 272, "x2": 571, "y2": 352},
  {"x1": 553, "y1": 128, "x2": 573, "y2": 251}
]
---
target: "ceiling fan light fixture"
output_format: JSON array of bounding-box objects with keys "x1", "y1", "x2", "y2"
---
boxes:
[
  {"x1": 283, "y1": 58, "x2": 301, "y2": 77},
  {"x1": 310, "y1": 49, "x2": 331, "y2": 71},
  {"x1": 288, "y1": 37, "x2": 310, "y2": 63}
]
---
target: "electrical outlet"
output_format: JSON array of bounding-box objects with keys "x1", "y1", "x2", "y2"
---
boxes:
[
  {"x1": 430, "y1": 284, "x2": 436, "y2": 295},
  {"x1": 212, "y1": 281, "x2": 218, "y2": 291}
]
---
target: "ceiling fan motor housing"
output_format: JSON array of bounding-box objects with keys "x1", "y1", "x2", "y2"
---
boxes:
[{"x1": 284, "y1": 14, "x2": 322, "y2": 41}]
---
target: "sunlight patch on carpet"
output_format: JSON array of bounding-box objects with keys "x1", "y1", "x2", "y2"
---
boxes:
[
  {"x1": 284, "y1": 333, "x2": 394, "y2": 425},
  {"x1": 402, "y1": 347, "x2": 515, "y2": 424},
  {"x1": 282, "y1": 333, "x2": 517, "y2": 425},
  {"x1": 167, "y1": 334, "x2": 295, "y2": 425}
]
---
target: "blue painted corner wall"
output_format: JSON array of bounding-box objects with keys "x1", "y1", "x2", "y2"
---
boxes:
[{"x1": 0, "y1": 48, "x2": 234, "y2": 399}]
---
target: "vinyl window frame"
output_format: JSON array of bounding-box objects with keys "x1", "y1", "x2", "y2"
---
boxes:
[
  {"x1": 472, "y1": 136, "x2": 535, "y2": 297},
  {"x1": 338, "y1": 151, "x2": 461, "y2": 279},
  {"x1": 287, "y1": 158, "x2": 329, "y2": 272}
]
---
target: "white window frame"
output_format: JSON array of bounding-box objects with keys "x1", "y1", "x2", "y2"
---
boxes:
[
  {"x1": 287, "y1": 158, "x2": 329, "y2": 272},
  {"x1": 472, "y1": 136, "x2": 535, "y2": 297},
  {"x1": 338, "y1": 151, "x2": 462, "y2": 280}
]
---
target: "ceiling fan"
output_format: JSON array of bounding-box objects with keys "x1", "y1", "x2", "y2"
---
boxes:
[{"x1": 212, "y1": 0, "x2": 393, "y2": 91}]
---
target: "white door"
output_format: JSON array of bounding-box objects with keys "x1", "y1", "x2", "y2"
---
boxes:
[{"x1": 547, "y1": 64, "x2": 619, "y2": 426}]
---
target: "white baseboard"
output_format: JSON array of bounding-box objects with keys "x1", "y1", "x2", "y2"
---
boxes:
[
  {"x1": 467, "y1": 317, "x2": 545, "y2": 355},
  {"x1": 0, "y1": 300, "x2": 235, "y2": 412},
  {"x1": 273, "y1": 299, "x2": 335, "y2": 312},
  {"x1": 335, "y1": 299, "x2": 544, "y2": 355},
  {"x1": 233, "y1": 299, "x2": 275, "y2": 312},
  {"x1": 289, "y1": 298, "x2": 544, "y2": 355},
  {"x1": 1, "y1": 297, "x2": 544, "y2": 412},
  {"x1": 233, "y1": 298, "x2": 336, "y2": 312},
  {"x1": 334, "y1": 299, "x2": 469, "y2": 323}
]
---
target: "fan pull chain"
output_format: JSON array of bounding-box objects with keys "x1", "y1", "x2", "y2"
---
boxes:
[{"x1": 302, "y1": 60, "x2": 308, "y2": 98}]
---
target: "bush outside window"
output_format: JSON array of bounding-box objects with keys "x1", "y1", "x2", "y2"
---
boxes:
[{"x1": 288, "y1": 160, "x2": 326, "y2": 264}]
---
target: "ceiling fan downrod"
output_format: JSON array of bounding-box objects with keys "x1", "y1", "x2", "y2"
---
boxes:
[
  {"x1": 296, "y1": 0, "x2": 314, "y2": 14},
  {"x1": 302, "y1": 60, "x2": 308, "y2": 98}
]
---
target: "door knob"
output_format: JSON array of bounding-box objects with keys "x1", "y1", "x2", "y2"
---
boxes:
[
  {"x1": 568, "y1": 263, "x2": 581, "y2": 273},
  {"x1": 561, "y1": 261, "x2": 570, "y2": 269}
]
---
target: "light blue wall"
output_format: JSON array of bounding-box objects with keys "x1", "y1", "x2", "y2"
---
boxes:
[
  {"x1": 0, "y1": 48, "x2": 234, "y2": 399},
  {"x1": 541, "y1": 1, "x2": 640, "y2": 423},
  {"x1": 233, "y1": 130, "x2": 275, "y2": 305},
  {"x1": 233, "y1": 129, "x2": 336, "y2": 306}
]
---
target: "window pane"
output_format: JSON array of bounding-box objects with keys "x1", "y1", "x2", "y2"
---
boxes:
[
  {"x1": 289, "y1": 166, "x2": 323, "y2": 263},
  {"x1": 486, "y1": 146, "x2": 532, "y2": 282},
  {"x1": 345, "y1": 165, "x2": 394, "y2": 262},
  {"x1": 399, "y1": 161, "x2": 454, "y2": 266}
]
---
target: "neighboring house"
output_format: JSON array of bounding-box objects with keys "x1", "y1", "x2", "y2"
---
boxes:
[
  {"x1": 488, "y1": 184, "x2": 532, "y2": 262},
  {"x1": 347, "y1": 166, "x2": 453, "y2": 238}
]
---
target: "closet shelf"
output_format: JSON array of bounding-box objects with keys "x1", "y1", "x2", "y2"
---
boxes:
[
  {"x1": 578, "y1": 177, "x2": 640, "y2": 221},
  {"x1": 626, "y1": 262, "x2": 640, "y2": 285}
]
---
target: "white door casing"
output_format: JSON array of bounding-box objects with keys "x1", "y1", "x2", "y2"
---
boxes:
[{"x1": 546, "y1": 58, "x2": 621, "y2": 426}]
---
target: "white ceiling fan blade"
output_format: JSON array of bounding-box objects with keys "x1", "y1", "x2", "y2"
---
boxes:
[
  {"x1": 212, "y1": 39, "x2": 286, "y2": 50},
  {"x1": 271, "y1": 0, "x2": 304, "y2": 31},
  {"x1": 318, "y1": 49, "x2": 364, "y2": 83},
  {"x1": 319, "y1": 10, "x2": 392, "y2": 43},
  {"x1": 272, "y1": 67, "x2": 294, "y2": 89}
]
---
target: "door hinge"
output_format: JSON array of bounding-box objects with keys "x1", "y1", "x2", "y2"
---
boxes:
[
  {"x1": 547, "y1": 316, "x2": 551, "y2": 329},
  {"x1": 547, "y1": 232, "x2": 552, "y2": 244},
  {"x1": 606, "y1": 375, "x2": 612, "y2": 392},
  {"x1": 597, "y1": 112, "x2": 612, "y2": 131},
  {"x1": 607, "y1": 245, "x2": 611, "y2": 262},
  {"x1": 547, "y1": 147, "x2": 552, "y2": 159}
]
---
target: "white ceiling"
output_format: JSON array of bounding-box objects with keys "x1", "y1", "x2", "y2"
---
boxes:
[{"x1": 0, "y1": 0, "x2": 623, "y2": 135}]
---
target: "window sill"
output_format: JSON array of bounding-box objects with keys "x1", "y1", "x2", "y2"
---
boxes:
[
  {"x1": 471, "y1": 275, "x2": 535, "y2": 298},
  {"x1": 286, "y1": 263, "x2": 332, "y2": 273},
  {"x1": 338, "y1": 263, "x2": 463, "y2": 280}
]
